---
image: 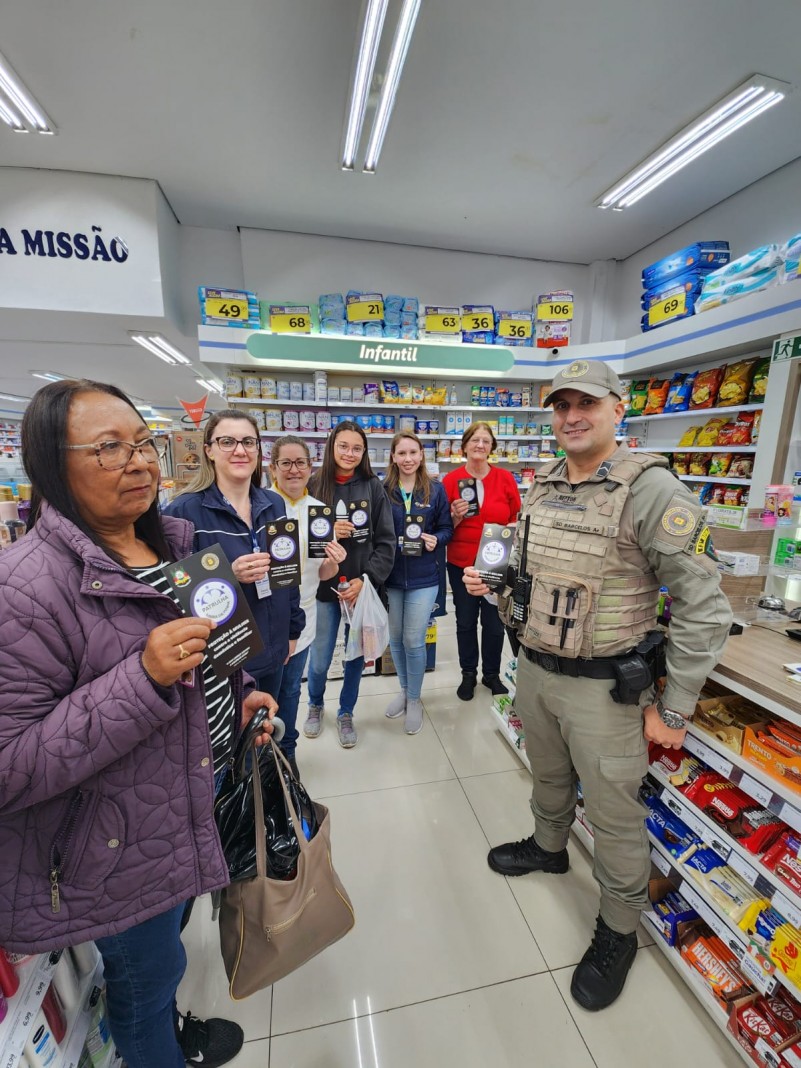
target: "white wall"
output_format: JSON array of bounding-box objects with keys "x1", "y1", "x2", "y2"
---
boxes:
[
  {"x1": 613, "y1": 156, "x2": 801, "y2": 337},
  {"x1": 239, "y1": 229, "x2": 598, "y2": 343},
  {"x1": 176, "y1": 225, "x2": 244, "y2": 336}
]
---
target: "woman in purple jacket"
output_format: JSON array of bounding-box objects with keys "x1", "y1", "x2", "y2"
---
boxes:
[{"x1": 0, "y1": 380, "x2": 276, "y2": 1068}]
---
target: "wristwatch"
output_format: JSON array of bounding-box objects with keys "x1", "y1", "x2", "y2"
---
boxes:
[{"x1": 656, "y1": 696, "x2": 688, "y2": 731}]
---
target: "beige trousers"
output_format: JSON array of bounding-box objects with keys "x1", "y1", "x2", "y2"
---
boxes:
[{"x1": 515, "y1": 653, "x2": 651, "y2": 934}]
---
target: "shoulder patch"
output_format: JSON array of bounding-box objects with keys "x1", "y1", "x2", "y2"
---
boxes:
[
  {"x1": 685, "y1": 517, "x2": 718, "y2": 561},
  {"x1": 661, "y1": 505, "x2": 696, "y2": 537}
]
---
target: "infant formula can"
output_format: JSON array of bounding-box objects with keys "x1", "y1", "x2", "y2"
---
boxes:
[
  {"x1": 243, "y1": 375, "x2": 262, "y2": 399},
  {"x1": 340, "y1": 387, "x2": 353, "y2": 403},
  {"x1": 262, "y1": 440, "x2": 274, "y2": 463},
  {"x1": 316, "y1": 410, "x2": 332, "y2": 432},
  {"x1": 427, "y1": 419, "x2": 439, "y2": 434},
  {"x1": 314, "y1": 370, "x2": 327, "y2": 384},
  {"x1": 383, "y1": 448, "x2": 392, "y2": 464},
  {"x1": 247, "y1": 408, "x2": 266, "y2": 430},
  {"x1": 367, "y1": 448, "x2": 378, "y2": 463},
  {"x1": 277, "y1": 380, "x2": 291, "y2": 400},
  {"x1": 423, "y1": 446, "x2": 436, "y2": 463},
  {"x1": 353, "y1": 385, "x2": 365, "y2": 404},
  {"x1": 299, "y1": 410, "x2": 316, "y2": 432},
  {"x1": 356, "y1": 415, "x2": 372, "y2": 433},
  {"x1": 437, "y1": 439, "x2": 452, "y2": 458},
  {"x1": 383, "y1": 414, "x2": 396, "y2": 433},
  {"x1": 415, "y1": 420, "x2": 429, "y2": 435},
  {"x1": 282, "y1": 410, "x2": 300, "y2": 431},
  {"x1": 399, "y1": 415, "x2": 415, "y2": 433},
  {"x1": 290, "y1": 381, "x2": 303, "y2": 401},
  {"x1": 225, "y1": 373, "x2": 243, "y2": 398},
  {"x1": 264, "y1": 409, "x2": 282, "y2": 432},
  {"x1": 261, "y1": 377, "x2": 277, "y2": 399},
  {"x1": 303, "y1": 381, "x2": 315, "y2": 401},
  {"x1": 327, "y1": 387, "x2": 340, "y2": 403}
]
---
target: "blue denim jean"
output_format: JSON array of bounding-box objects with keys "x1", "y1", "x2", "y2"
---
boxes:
[
  {"x1": 275, "y1": 645, "x2": 310, "y2": 756},
  {"x1": 307, "y1": 600, "x2": 365, "y2": 717},
  {"x1": 386, "y1": 585, "x2": 438, "y2": 700},
  {"x1": 95, "y1": 903, "x2": 187, "y2": 1068}
]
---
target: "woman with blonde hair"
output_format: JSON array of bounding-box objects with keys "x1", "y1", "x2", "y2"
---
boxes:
[{"x1": 382, "y1": 432, "x2": 452, "y2": 734}]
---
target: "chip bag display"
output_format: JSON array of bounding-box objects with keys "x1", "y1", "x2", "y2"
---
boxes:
[
  {"x1": 643, "y1": 377, "x2": 671, "y2": 416},
  {"x1": 627, "y1": 380, "x2": 649, "y2": 416},
  {"x1": 678, "y1": 426, "x2": 702, "y2": 447},
  {"x1": 696, "y1": 417, "x2": 727, "y2": 445},
  {"x1": 708, "y1": 453, "x2": 733, "y2": 477},
  {"x1": 717, "y1": 359, "x2": 758, "y2": 407},
  {"x1": 664, "y1": 371, "x2": 697, "y2": 413},
  {"x1": 724, "y1": 487, "x2": 744, "y2": 506},
  {"x1": 728, "y1": 456, "x2": 754, "y2": 479},
  {"x1": 749, "y1": 357, "x2": 770, "y2": 403},
  {"x1": 672, "y1": 454, "x2": 690, "y2": 476},
  {"x1": 708, "y1": 484, "x2": 728, "y2": 504},
  {"x1": 690, "y1": 365, "x2": 726, "y2": 409},
  {"x1": 689, "y1": 453, "x2": 710, "y2": 476},
  {"x1": 716, "y1": 411, "x2": 754, "y2": 446},
  {"x1": 752, "y1": 410, "x2": 761, "y2": 444}
]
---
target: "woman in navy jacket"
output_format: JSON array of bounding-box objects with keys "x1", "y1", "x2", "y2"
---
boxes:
[
  {"x1": 164, "y1": 410, "x2": 305, "y2": 703},
  {"x1": 383, "y1": 432, "x2": 453, "y2": 734}
]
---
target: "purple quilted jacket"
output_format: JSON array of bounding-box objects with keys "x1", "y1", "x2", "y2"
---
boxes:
[{"x1": 0, "y1": 503, "x2": 230, "y2": 952}]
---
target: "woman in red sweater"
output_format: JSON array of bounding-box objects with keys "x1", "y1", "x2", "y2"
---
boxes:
[{"x1": 442, "y1": 421, "x2": 521, "y2": 701}]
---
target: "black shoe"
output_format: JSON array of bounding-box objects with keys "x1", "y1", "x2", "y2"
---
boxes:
[
  {"x1": 177, "y1": 1011, "x2": 244, "y2": 1067},
  {"x1": 456, "y1": 671, "x2": 478, "y2": 701},
  {"x1": 482, "y1": 675, "x2": 509, "y2": 696},
  {"x1": 487, "y1": 834, "x2": 569, "y2": 876},
  {"x1": 570, "y1": 915, "x2": 638, "y2": 1011}
]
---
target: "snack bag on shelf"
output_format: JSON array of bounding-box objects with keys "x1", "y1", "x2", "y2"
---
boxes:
[
  {"x1": 709, "y1": 485, "x2": 728, "y2": 504},
  {"x1": 749, "y1": 357, "x2": 771, "y2": 404},
  {"x1": 770, "y1": 925, "x2": 801, "y2": 991},
  {"x1": 678, "y1": 426, "x2": 702, "y2": 447},
  {"x1": 381, "y1": 380, "x2": 400, "y2": 403},
  {"x1": 689, "y1": 453, "x2": 711, "y2": 476},
  {"x1": 696, "y1": 416, "x2": 728, "y2": 445},
  {"x1": 717, "y1": 411, "x2": 755, "y2": 446},
  {"x1": 752, "y1": 410, "x2": 762, "y2": 444},
  {"x1": 718, "y1": 359, "x2": 759, "y2": 407},
  {"x1": 643, "y1": 377, "x2": 671, "y2": 416},
  {"x1": 398, "y1": 383, "x2": 413, "y2": 403},
  {"x1": 672, "y1": 454, "x2": 691, "y2": 476},
  {"x1": 728, "y1": 456, "x2": 754, "y2": 479},
  {"x1": 690, "y1": 366, "x2": 726, "y2": 409},
  {"x1": 664, "y1": 371, "x2": 697, "y2": 413},
  {"x1": 723, "y1": 487, "x2": 745, "y2": 506},
  {"x1": 708, "y1": 453, "x2": 733, "y2": 477},
  {"x1": 429, "y1": 386, "x2": 447, "y2": 405},
  {"x1": 627, "y1": 380, "x2": 649, "y2": 416}
]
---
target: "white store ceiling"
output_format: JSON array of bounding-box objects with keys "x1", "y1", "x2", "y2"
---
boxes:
[{"x1": 1, "y1": 0, "x2": 800, "y2": 414}]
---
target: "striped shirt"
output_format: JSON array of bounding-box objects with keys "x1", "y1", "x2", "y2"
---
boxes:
[{"x1": 132, "y1": 562, "x2": 238, "y2": 775}]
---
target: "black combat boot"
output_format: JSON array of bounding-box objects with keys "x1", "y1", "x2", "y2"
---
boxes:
[
  {"x1": 570, "y1": 915, "x2": 638, "y2": 1011},
  {"x1": 487, "y1": 834, "x2": 569, "y2": 876},
  {"x1": 456, "y1": 671, "x2": 478, "y2": 701},
  {"x1": 481, "y1": 674, "x2": 509, "y2": 695}
]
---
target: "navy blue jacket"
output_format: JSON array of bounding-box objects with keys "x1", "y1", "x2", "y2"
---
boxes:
[
  {"x1": 385, "y1": 480, "x2": 453, "y2": 591},
  {"x1": 163, "y1": 484, "x2": 305, "y2": 678}
]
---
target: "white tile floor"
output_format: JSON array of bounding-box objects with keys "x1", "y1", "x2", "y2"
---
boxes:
[{"x1": 179, "y1": 610, "x2": 744, "y2": 1066}]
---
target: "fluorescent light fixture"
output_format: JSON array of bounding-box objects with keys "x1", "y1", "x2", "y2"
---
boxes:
[
  {"x1": 0, "y1": 392, "x2": 29, "y2": 402},
  {"x1": 362, "y1": 0, "x2": 422, "y2": 173},
  {"x1": 129, "y1": 332, "x2": 192, "y2": 366},
  {"x1": 340, "y1": 0, "x2": 388, "y2": 170},
  {"x1": 30, "y1": 370, "x2": 67, "y2": 382},
  {"x1": 195, "y1": 378, "x2": 226, "y2": 396},
  {"x1": 0, "y1": 49, "x2": 56, "y2": 134},
  {"x1": 597, "y1": 74, "x2": 790, "y2": 210}
]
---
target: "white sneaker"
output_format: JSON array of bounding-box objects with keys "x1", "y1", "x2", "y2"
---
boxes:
[
  {"x1": 385, "y1": 690, "x2": 407, "y2": 719},
  {"x1": 337, "y1": 714, "x2": 357, "y2": 748},
  {"x1": 404, "y1": 698, "x2": 424, "y2": 735},
  {"x1": 303, "y1": 705, "x2": 324, "y2": 738}
]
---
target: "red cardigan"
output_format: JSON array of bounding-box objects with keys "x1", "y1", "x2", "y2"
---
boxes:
[{"x1": 442, "y1": 465, "x2": 521, "y2": 568}]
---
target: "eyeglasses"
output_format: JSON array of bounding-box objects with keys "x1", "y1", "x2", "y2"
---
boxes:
[
  {"x1": 335, "y1": 442, "x2": 364, "y2": 456},
  {"x1": 274, "y1": 458, "x2": 311, "y2": 472},
  {"x1": 64, "y1": 437, "x2": 167, "y2": 471},
  {"x1": 211, "y1": 435, "x2": 260, "y2": 452}
]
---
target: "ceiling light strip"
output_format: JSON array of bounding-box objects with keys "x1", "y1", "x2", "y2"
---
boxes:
[
  {"x1": 129, "y1": 333, "x2": 178, "y2": 365},
  {"x1": 363, "y1": 0, "x2": 422, "y2": 173},
  {"x1": 0, "y1": 96, "x2": 25, "y2": 132},
  {"x1": 0, "y1": 49, "x2": 56, "y2": 133},
  {"x1": 340, "y1": 0, "x2": 389, "y2": 170},
  {"x1": 146, "y1": 335, "x2": 192, "y2": 366},
  {"x1": 597, "y1": 74, "x2": 790, "y2": 210}
]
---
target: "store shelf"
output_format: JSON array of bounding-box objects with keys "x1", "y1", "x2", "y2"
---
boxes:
[
  {"x1": 260, "y1": 431, "x2": 543, "y2": 441},
  {"x1": 488, "y1": 703, "x2": 530, "y2": 771},
  {"x1": 626, "y1": 404, "x2": 764, "y2": 423},
  {"x1": 649, "y1": 765, "x2": 801, "y2": 927},
  {"x1": 683, "y1": 726, "x2": 801, "y2": 837},
  {"x1": 642, "y1": 913, "x2": 754, "y2": 1067},
  {"x1": 678, "y1": 476, "x2": 752, "y2": 486},
  {"x1": 232, "y1": 397, "x2": 547, "y2": 414},
  {"x1": 628, "y1": 446, "x2": 757, "y2": 454},
  {"x1": 59, "y1": 955, "x2": 106, "y2": 1068},
  {"x1": 0, "y1": 953, "x2": 57, "y2": 1068}
]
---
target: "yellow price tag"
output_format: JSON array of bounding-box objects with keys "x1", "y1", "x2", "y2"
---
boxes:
[
  {"x1": 205, "y1": 296, "x2": 248, "y2": 321},
  {"x1": 648, "y1": 291, "x2": 687, "y2": 327},
  {"x1": 346, "y1": 299, "x2": 384, "y2": 323},
  {"x1": 269, "y1": 306, "x2": 311, "y2": 334},
  {"x1": 425, "y1": 312, "x2": 461, "y2": 334},
  {"x1": 536, "y1": 300, "x2": 573, "y2": 321},
  {"x1": 461, "y1": 312, "x2": 494, "y2": 332},
  {"x1": 497, "y1": 318, "x2": 533, "y2": 339}
]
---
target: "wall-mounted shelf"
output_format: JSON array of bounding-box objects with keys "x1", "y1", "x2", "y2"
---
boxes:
[{"x1": 626, "y1": 403, "x2": 764, "y2": 423}]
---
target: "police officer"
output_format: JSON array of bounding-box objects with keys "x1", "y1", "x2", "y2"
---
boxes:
[{"x1": 463, "y1": 359, "x2": 732, "y2": 1011}]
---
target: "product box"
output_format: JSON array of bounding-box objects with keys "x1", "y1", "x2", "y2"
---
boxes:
[
  {"x1": 170, "y1": 431, "x2": 204, "y2": 491},
  {"x1": 329, "y1": 636, "x2": 376, "y2": 680},
  {"x1": 743, "y1": 723, "x2": 801, "y2": 796},
  {"x1": 648, "y1": 878, "x2": 699, "y2": 947},
  {"x1": 716, "y1": 550, "x2": 762, "y2": 576},
  {"x1": 641, "y1": 242, "x2": 730, "y2": 291},
  {"x1": 378, "y1": 621, "x2": 437, "y2": 676},
  {"x1": 692, "y1": 695, "x2": 764, "y2": 753}
]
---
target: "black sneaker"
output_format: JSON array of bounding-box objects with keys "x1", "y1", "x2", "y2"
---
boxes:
[
  {"x1": 177, "y1": 1011, "x2": 244, "y2": 1067},
  {"x1": 456, "y1": 671, "x2": 478, "y2": 701},
  {"x1": 570, "y1": 915, "x2": 638, "y2": 1011},
  {"x1": 487, "y1": 834, "x2": 569, "y2": 876},
  {"x1": 482, "y1": 675, "x2": 509, "y2": 696}
]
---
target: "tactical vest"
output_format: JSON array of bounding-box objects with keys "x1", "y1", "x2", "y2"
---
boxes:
[{"x1": 508, "y1": 451, "x2": 668, "y2": 659}]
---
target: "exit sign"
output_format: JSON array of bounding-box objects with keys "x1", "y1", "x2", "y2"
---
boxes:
[{"x1": 772, "y1": 334, "x2": 801, "y2": 362}]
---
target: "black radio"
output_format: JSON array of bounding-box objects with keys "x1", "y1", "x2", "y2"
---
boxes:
[{"x1": 510, "y1": 515, "x2": 531, "y2": 627}]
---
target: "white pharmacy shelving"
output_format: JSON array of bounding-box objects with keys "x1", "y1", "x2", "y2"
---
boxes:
[
  {"x1": 58, "y1": 955, "x2": 109, "y2": 1068},
  {"x1": 0, "y1": 954, "x2": 56, "y2": 1068},
  {"x1": 626, "y1": 404, "x2": 765, "y2": 423},
  {"x1": 488, "y1": 703, "x2": 529, "y2": 772}
]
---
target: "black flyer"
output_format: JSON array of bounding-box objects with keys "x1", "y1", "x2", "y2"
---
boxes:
[
  {"x1": 308, "y1": 505, "x2": 334, "y2": 558},
  {"x1": 474, "y1": 523, "x2": 515, "y2": 590},
  {"x1": 348, "y1": 498, "x2": 371, "y2": 543},
  {"x1": 401, "y1": 512, "x2": 425, "y2": 556},
  {"x1": 264, "y1": 518, "x2": 301, "y2": 589},
  {"x1": 458, "y1": 477, "x2": 479, "y2": 517},
  {"x1": 162, "y1": 543, "x2": 265, "y2": 677}
]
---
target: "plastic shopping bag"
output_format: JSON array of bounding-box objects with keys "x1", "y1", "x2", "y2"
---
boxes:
[{"x1": 344, "y1": 574, "x2": 389, "y2": 663}]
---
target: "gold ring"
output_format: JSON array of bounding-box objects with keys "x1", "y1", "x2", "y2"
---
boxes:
[{"x1": 178, "y1": 644, "x2": 190, "y2": 660}]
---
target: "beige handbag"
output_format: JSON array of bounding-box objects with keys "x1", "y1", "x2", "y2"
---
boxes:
[{"x1": 219, "y1": 741, "x2": 355, "y2": 999}]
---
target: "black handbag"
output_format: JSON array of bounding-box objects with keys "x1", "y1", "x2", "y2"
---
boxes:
[{"x1": 214, "y1": 709, "x2": 319, "y2": 883}]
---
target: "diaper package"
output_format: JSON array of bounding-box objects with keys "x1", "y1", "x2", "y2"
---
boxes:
[
  {"x1": 641, "y1": 242, "x2": 730, "y2": 290},
  {"x1": 702, "y1": 244, "x2": 784, "y2": 288},
  {"x1": 696, "y1": 265, "x2": 783, "y2": 313},
  {"x1": 641, "y1": 267, "x2": 710, "y2": 310},
  {"x1": 198, "y1": 286, "x2": 260, "y2": 328}
]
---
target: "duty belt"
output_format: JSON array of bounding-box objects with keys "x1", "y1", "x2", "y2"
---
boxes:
[{"x1": 521, "y1": 645, "x2": 620, "y2": 679}]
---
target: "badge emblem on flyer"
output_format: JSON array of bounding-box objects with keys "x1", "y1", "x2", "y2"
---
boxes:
[
  {"x1": 201, "y1": 552, "x2": 219, "y2": 571},
  {"x1": 661, "y1": 506, "x2": 695, "y2": 536}
]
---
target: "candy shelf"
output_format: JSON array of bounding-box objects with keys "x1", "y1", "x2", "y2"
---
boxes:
[
  {"x1": 628, "y1": 446, "x2": 758, "y2": 454},
  {"x1": 0, "y1": 953, "x2": 57, "y2": 1068},
  {"x1": 488, "y1": 703, "x2": 529, "y2": 772},
  {"x1": 626, "y1": 404, "x2": 764, "y2": 423}
]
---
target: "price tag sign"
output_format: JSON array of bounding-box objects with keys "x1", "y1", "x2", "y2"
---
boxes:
[
  {"x1": 779, "y1": 801, "x2": 801, "y2": 837},
  {"x1": 660, "y1": 787, "x2": 710, "y2": 843},
  {"x1": 648, "y1": 291, "x2": 687, "y2": 327},
  {"x1": 741, "y1": 774, "x2": 774, "y2": 809},
  {"x1": 205, "y1": 295, "x2": 249, "y2": 321},
  {"x1": 684, "y1": 734, "x2": 733, "y2": 779},
  {"x1": 346, "y1": 296, "x2": 385, "y2": 323},
  {"x1": 650, "y1": 847, "x2": 671, "y2": 876},
  {"x1": 269, "y1": 305, "x2": 312, "y2": 334},
  {"x1": 729, "y1": 851, "x2": 759, "y2": 886},
  {"x1": 772, "y1": 890, "x2": 801, "y2": 930},
  {"x1": 536, "y1": 300, "x2": 574, "y2": 321},
  {"x1": 497, "y1": 317, "x2": 533, "y2": 339},
  {"x1": 680, "y1": 880, "x2": 740, "y2": 954},
  {"x1": 740, "y1": 949, "x2": 777, "y2": 994},
  {"x1": 424, "y1": 307, "x2": 461, "y2": 334},
  {"x1": 461, "y1": 308, "x2": 494, "y2": 332}
]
